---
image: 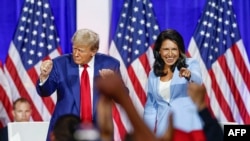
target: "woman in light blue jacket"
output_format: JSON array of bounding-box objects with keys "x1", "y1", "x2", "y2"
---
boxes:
[{"x1": 143, "y1": 29, "x2": 204, "y2": 137}]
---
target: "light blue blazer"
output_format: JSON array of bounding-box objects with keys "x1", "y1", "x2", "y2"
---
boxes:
[{"x1": 143, "y1": 58, "x2": 203, "y2": 137}]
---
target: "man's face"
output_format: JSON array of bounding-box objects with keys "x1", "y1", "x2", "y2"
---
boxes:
[
  {"x1": 72, "y1": 45, "x2": 97, "y2": 65},
  {"x1": 12, "y1": 102, "x2": 32, "y2": 122}
]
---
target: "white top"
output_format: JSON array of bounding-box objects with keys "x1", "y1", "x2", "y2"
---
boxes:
[{"x1": 159, "y1": 79, "x2": 172, "y2": 102}]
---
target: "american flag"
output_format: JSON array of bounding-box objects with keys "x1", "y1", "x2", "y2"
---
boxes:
[
  {"x1": 109, "y1": 0, "x2": 160, "y2": 140},
  {"x1": 0, "y1": 61, "x2": 13, "y2": 128},
  {"x1": 188, "y1": 0, "x2": 250, "y2": 124},
  {"x1": 1, "y1": 0, "x2": 61, "y2": 125}
]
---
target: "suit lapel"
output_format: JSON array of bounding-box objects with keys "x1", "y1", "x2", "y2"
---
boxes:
[
  {"x1": 92, "y1": 54, "x2": 101, "y2": 119},
  {"x1": 68, "y1": 57, "x2": 81, "y2": 113},
  {"x1": 170, "y1": 68, "x2": 179, "y2": 100}
]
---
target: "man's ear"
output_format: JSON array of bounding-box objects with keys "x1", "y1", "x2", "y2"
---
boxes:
[{"x1": 91, "y1": 48, "x2": 98, "y2": 57}]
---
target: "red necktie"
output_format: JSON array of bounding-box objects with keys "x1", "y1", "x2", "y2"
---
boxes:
[{"x1": 80, "y1": 64, "x2": 92, "y2": 123}]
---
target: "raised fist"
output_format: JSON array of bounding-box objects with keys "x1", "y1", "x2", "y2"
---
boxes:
[{"x1": 40, "y1": 60, "x2": 53, "y2": 82}]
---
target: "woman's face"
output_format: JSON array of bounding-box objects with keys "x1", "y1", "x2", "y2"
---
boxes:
[{"x1": 159, "y1": 39, "x2": 180, "y2": 67}]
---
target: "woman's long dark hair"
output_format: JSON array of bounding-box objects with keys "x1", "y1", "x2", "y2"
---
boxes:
[{"x1": 153, "y1": 29, "x2": 187, "y2": 76}]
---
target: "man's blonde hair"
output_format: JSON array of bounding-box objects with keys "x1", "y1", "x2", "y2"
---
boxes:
[{"x1": 71, "y1": 29, "x2": 99, "y2": 51}]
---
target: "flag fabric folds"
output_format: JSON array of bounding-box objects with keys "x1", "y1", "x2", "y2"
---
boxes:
[
  {"x1": 188, "y1": 0, "x2": 250, "y2": 124},
  {"x1": 109, "y1": 0, "x2": 160, "y2": 140},
  {"x1": 2, "y1": 0, "x2": 61, "y2": 124},
  {"x1": 0, "y1": 61, "x2": 13, "y2": 128}
]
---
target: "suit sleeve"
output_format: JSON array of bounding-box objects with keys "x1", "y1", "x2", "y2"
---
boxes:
[
  {"x1": 113, "y1": 59, "x2": 120, "y2": 74},
  {"x1": 187, "y1": 58, "x2": 203, "y2": 84},
  {"x1": 36, "y1": 59, "x2": 59, "y2": 97},
  {"x1": 143, "y1": 72, "x2": 157, "y2": 132},
  {"x1": 198, "y1": 108, "x2": 224, "y2": 141}
]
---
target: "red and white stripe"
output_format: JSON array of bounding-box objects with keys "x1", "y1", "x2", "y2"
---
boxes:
[
  {"x1": 0, "y1": 61, "x2": 13, "y2": 128},
  {"x1": 3, "y1": 41, "x2": 61, "y2": 123},
  {"x1": 188, "y1": 38, "x2": 250, "y2": 124}
]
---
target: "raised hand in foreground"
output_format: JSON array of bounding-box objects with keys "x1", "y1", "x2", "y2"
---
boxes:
[
  {"x1": 187, "y1": 82, "x2": 223, "y2": 141},
  {"x1": 96, "y1": 69, "x2": 174, "y2": 141}
]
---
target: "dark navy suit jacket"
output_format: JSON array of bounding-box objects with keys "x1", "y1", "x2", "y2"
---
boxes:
[
  {"x1": 36, "y1": 53, "x2": 120, "y2": 141},
  {"x1": 0, "y1": 126, "x2": 8, "y2": 141}
]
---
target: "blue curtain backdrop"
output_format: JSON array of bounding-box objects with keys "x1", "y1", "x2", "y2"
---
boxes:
[
  {"x1": 0, "y1": 0, "x2": 249, "y2": 63},
  {"x1": 110, "y1": 0, "x2": 250, "y2": 62}
]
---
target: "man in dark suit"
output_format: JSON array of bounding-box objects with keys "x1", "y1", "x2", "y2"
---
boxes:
[{"x1": 36, "y1": 28, "x2": 120, "y2": 141}]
